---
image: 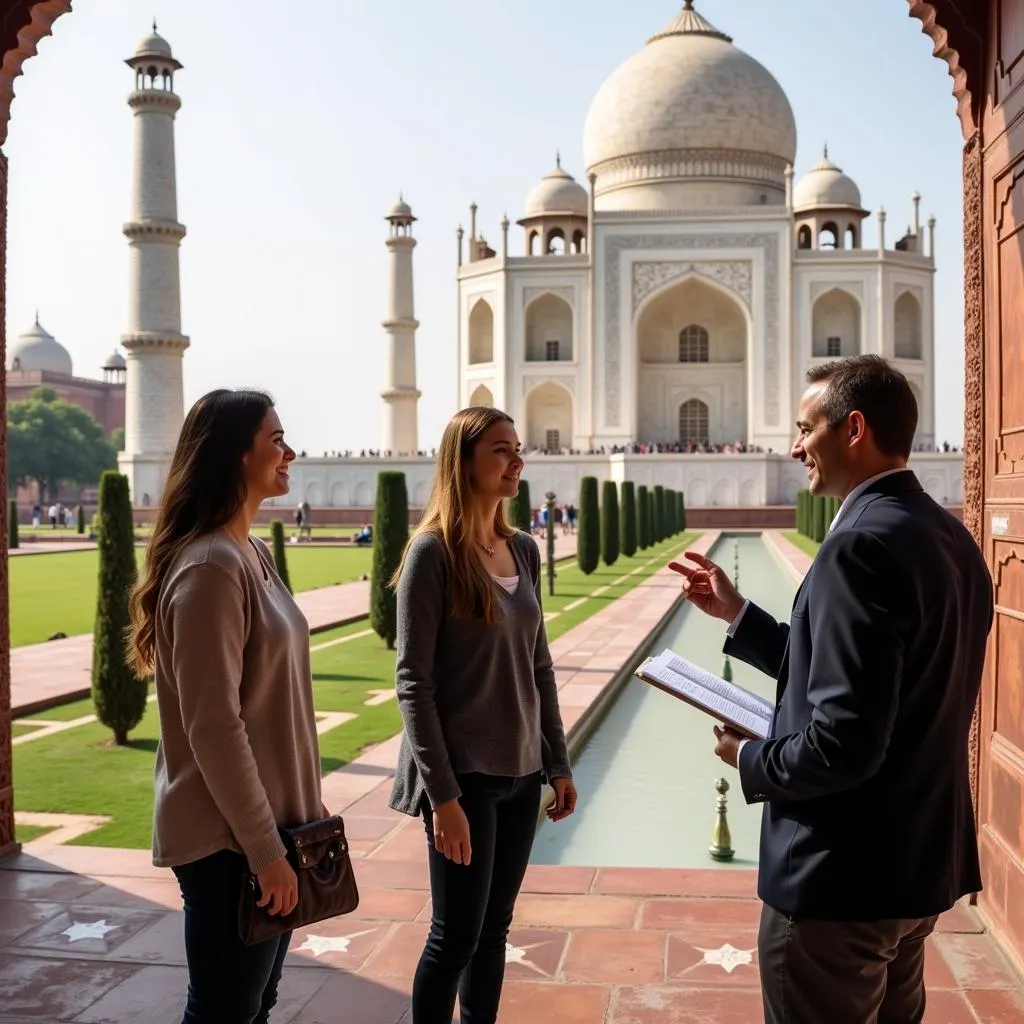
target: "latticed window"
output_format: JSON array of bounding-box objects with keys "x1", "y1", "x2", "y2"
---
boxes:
[
  {"x1": 826, "y1": 336, "x2": 842, "y2": 357},
  {"x1": 679, "y1": 399, "x2": 710, "y2": 442},
  {"x1": 545, "y1": 429, "x2": 560, "y2": 453},
  {"x1": 678, "y1": 325, "x2": 709, "y2": 362},
  {"x1": 545, "y1": 340, "x2": 560, "y2": 361}
]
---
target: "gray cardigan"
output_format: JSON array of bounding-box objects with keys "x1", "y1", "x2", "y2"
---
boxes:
[{"x1": 389, "y1": 529, "x2": 572, "y2": 816}]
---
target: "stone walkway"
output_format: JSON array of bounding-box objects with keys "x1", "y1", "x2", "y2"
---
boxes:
[
  {"x1": 10, "y1": 532, "x2": 577, "y2": 716},
  {"x1": 2, "y1": 529, "x2": 1022, "y2": 1022}
]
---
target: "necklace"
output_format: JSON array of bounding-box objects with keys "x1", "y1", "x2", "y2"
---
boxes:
[{"x1": 477, "y1": 541, "x2": 496, "y2": 557}]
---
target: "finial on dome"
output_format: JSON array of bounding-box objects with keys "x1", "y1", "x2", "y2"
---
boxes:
[
  {"x1": 34, "y1": 308, "x2": 39, "y2": 325},
  {"x1": 556, "y1": 150, "x2": 561, "y2": 169},
  {"x1": 153, "y1": 17, "x2": 157, "y2": 32},
  {"x1": 683, "y1": 0, "x2": 694, "y2": 9},
  {"x1": 823, "y1": 142, "x2": 828, "y2": 160}
]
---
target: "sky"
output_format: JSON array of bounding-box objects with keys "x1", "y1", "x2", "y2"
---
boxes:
[{"x1": 4, "y1": 0, "x2": 967, "y2": 452}]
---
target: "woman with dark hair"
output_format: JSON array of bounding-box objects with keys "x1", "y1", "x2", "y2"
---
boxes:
[
  {"x1": 127, "y1": 389, "x2": 323, "y2": 1024},
  {"x1": 389, "y1": 405, "x2": 577, "y2": 1023}
]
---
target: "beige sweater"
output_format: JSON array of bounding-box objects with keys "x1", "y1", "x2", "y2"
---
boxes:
[{"x1": 151, "y1": 531, "x2": 323, "y2": 874}]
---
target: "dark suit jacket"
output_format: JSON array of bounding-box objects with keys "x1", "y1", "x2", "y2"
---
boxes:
[{"x1": 728, "y1": 470, "x2": 993, "y2": 920}]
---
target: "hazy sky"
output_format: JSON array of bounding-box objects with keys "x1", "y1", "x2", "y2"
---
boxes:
[{"x1": 5, "y1": 0, "x2": 966, "y2": 452}]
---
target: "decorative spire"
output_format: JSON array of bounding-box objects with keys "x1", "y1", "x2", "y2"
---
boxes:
[
  {"x1": 683, "y1": 0, "x2": 694, "y2": 8},
  {"x1": 556, "y1": 150, "x2": 561, "y2": 169},
  {"x1": 823, "y1": 142, "x2": 828, "y2": 160},
  {"x1": 650, "y1": 1, "x2": 731, "y2": 43},
  {"x1": 153, "y1": 17, "x2": 158, "y2": 32}
]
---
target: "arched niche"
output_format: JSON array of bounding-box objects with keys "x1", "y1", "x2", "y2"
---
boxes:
[
  {"x1": 678, "y1": 398, "x2": 710, "y2": 442},
  {"x1": 305, "y1": 481, "x2": 323, "y2": 505},
  {"x1": 468, "y1": 298, "x2": 494, "y2": 364},
  {"x1": 797, "y1": 224, "x2": 812, "y2": 249},
  {"x1": 524, "y1": 381, "x2": 573, "y2": 452},
  {"x1": 819, "y1": 222, "x2": 839, "y2": 249},
  {"x1": 525, "y1": 293, "x2": 573, "y2": 362},
  {"x1": 330, "y1": 481, "x2": 349, "y2": 507},
  {"x1": 469, "y1": 383, "x2": 494, "y2": 407},
  {"x1": 812, "y1": 288, "x2": 862, "y2": 357},
  {"x1": 894, "y1": 291, "x2": 923, "y2": 359}
]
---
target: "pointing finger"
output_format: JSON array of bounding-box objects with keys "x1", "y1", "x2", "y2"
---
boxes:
[
  {"x1": 681, "y1": 550, "x2": 715, "y2": 570},
  {"x1": 667, "y1": 561, "x2": 697, "y2": 579}
]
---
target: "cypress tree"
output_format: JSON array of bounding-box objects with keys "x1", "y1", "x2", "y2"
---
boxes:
[
  {"x1": 8, "y1": 499, "x2": 18, "y2": 550},
  {"x1": 796, "y1": 490, "x2": 805, "y2": 536},
  {"x1": 372, "y1": 471, "x2": 409, "y2": 649},
  {"x1": 577, "y1": 476, "x2": 600, "y2": 575},
  {"x1": 679, "y1": 492, "x2": 687, "y2": 533},
  {"x1": 647, "y1": 490, "x2": 656, "y2": 549},
  {"x1": 270, "y1": 519, "x2": 292, "y2": 593},
  {"x1": 812, "y1": 494, "x2": 828, "y2": 542},
  {"x1": 637, "y1": 485, "x2": 650, "y2": 550},
  {"x1": 508, "y1": 479, "x2": 532, "y2": 533},
  {"x1": 601, "y1": 479, "x2": 620, "y2": 566},
  {"x1": 653, "y1": 485, "x2": 665, "y2": 543},
  {"x1": 620, "y1": 480, "x2": 637, "y2": 558},
  {"x1": 91, "y1": 471, "x2": 146, "y2": 746},
  {"x1": 76, "y1": 504, "x2": 85, "y2": 535}
]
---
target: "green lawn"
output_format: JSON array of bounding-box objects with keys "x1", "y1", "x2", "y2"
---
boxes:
[
  {"x1": 15, "y1": 824, "x2": 56, "y2": 843},
  {"x1": 9, "y1": 546, "x2": 374, "y2": 648},
  {"x1": 12, "y1": 532, "x2": 700, "y2": 849},
  {"x1": 782, "y1": 531, "x2": 821, "y2": 559}
]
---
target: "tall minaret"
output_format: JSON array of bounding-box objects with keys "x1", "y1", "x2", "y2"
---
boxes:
[
  {"x1": 380, "y1": 197, "x2": 421, "y2": 456},
  {"x1": 117, "y1": 24, "x2": 189, "y2": 505}
]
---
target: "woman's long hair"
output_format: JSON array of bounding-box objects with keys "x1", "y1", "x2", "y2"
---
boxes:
[
  {"x1": 391, "y1": 406, "x2": 518, "y2": 624},
  {"x1": 126, "y1": 388, "x2": 274, "y2": 676}
]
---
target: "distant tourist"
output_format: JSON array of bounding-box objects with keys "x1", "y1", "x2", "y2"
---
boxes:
[
  {"x1": 389, "y1": 405, "x2": 577, "y2": 1023},
  {"x1": 127, "y1": 388, "x2": 325, "y2": 1024},
  {"x1": 672, "y1": 355, "x2": 993, "y2": 1024}
]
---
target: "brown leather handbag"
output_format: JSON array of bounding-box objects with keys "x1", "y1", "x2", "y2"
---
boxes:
[{"x1": 238, "y1": 815, "x2": 359, "y2": 946}]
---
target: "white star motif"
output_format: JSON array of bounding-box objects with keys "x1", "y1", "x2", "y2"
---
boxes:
[
  {"x1": 61, "y1": 919, "x2": 119, "y2": 943},
  {"x1": 297, "y1": 929, "x2": 378, "y2": 958},
  {"x1": 504, "y1": 940, "x2": 552, "y2": 976},
  {"x1": 695, "y1": 942, "x2": 755, "y2": 973}
]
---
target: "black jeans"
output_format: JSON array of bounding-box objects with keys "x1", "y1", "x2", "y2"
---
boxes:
[
  {"x1": 172, "y1": 849, "x2": 292, "y2": 1024},
  {"x1": 412, "y1": 771, "x2": 542, "y2": 1024}
]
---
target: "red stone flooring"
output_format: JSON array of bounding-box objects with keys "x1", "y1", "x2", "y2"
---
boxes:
[{"x1": 3, "y1": 528, "x2": 1023, "y2": 1021}]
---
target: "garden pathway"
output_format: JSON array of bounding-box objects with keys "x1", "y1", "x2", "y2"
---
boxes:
[
  {"x1": 9, "y1": 532, "x2": 577, "y2": 715},
  {"x1": 2, "y1": 527, "x2": 1022, "y2": 1022}
]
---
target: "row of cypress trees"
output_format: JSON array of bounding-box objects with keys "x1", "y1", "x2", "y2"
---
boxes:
[
  {"x1": 577, "y1": 477, "x2": 687, "y2": 575},
  {"x1": 795, "y1": 488, "x2": 840, "y2": 542}
]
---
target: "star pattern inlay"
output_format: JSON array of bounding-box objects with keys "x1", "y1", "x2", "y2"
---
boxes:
[{"x1": 62, "y1": 919, "x2": 119, "y2": 943}]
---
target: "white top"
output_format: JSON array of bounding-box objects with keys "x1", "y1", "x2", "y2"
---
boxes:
[{"x1": 492, "y1": 574, "x2": 520, "y2": 595}]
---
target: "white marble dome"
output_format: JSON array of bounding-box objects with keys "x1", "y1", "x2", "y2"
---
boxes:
[
  {"x1": 793, "y1": 152, "x2": 863, "y2": 211},
  {"x1": 103, "y1": 349, "x2": 127, "y2": 370},
  {"x1": 582, "y1": 2, "x2": 797, "y2": 209},
  {"x1": 7, "y1": 317, "x2": 73, "y2": 376},
  {"x1": 386, "y1": 197, "x2": 415, "y2": 221},
  {"x1": 134, "y1": 28, "x2": 174, "y2": 60},
  {"x1": 522, "y1": 161, "x2": 588, "y2": 219}
]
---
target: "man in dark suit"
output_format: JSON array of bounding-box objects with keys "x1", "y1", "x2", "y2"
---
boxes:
[{"x1": 671, "y1": 355, "x2": 993, "y2": 1023}]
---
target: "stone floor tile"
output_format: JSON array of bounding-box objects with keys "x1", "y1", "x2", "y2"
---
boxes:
[
  {"x1": 610, "y1": 984, "x2": 765, "y2": 1023},
  {"x1": 350, "y1": 859, "x2": 429, "y2": 891},
  {"x1": 933, "y1": 933, "x2": 1022, "y2": 989},
  {"x1": 0, "y1": 954, "x2": 137, "y2": 1020},
  {"x1": 512, "y1": 893, "x2": 637, "y2": 929},
  {"x1": 294, "y1": 971, "x2": 412, "y2": 1024},
  {"x1": 495, "y1": 980, "x2": 610, "y2": 1024},
  {"x1": 287, "y1": 918, "x2": 392, "y2": 971},
  {"x1": 503, "y1": 929, "x2": 570, "y2": 981},
  {"x1": 24, "y1": 848, "x2": 161, "y2": 880},
  {"x1": 344, "y1": 784, "x2": 400, "y2": 818},
  {"x1": 0, "y1": 900, "x2": 65, "y2": 947},
  {"x1": 666, "y1": 931, "x2": 760, "y2": 988},
  {"x1": 560, "y1": 929, "x2": 665, "y2": 984},
  {"x1": 936, "y1": 900, "x2": 985, "y2": 934},
  {"x1": 71, "y1": 878, "x2": 182, "y2": 912},
  {"x1": 641, "y1": 897, "x2": 762, "y2": 930},
  {"x1": 343, "y1": 816, "x2": 403, "y2": 843},
  {"x1": 360, "y1": 921, "x2": 429, "y2": 980},
  {"x1": 963, "y1": 986, "x2": 1024, "y2": 1022},
  {"x1": 103, "y1": 910, "x2": 185, "y2": 965},
  {"x1": 347, "y1": 887, "x2": 430, "y2": 921},
  {"x1": 519, "y1": 864, "x2": 595, "y2": 895},
  {"x1": 10, "y1": 905, "x2": 166, "y2": 957},
  {"x1": 924, "y1": 936, "x2": 959, "y2": 990},
  {"x1": 919, "y1": 989, "x2": 977, "y2": 1022},
  {"x1": 373, "y1": 822, "x2": 429, "y2": 861},
  {"x1": 593, "y1": 866, "x2": 758, "y2": 899},
  {"x1": 71, "y1": 965, "x2": 187, "y2": 1023},
  {"x1": 0, "y1": 869, "x2": 103, "y2": 903}
]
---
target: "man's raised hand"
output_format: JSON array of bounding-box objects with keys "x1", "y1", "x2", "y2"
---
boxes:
[{"x1": 668, "y1": 550, "x2": 745, "y2": 623}]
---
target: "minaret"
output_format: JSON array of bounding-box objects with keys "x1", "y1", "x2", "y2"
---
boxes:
[
  {"x1": 380, "y1": 197, "x2": 421, "y2": 456},
  {"x1": 117, "y1": 24, "x2": 189, "y2": 504}
]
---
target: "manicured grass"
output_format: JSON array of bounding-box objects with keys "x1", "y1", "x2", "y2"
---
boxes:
[
  {"x1": 12, "y1": 531, "x2": 701, "y2": 849},
  {"x1": 15, "y1": 824, "x2": 56, "y2": 843},
  {"x1": 783, "y1": 531, "x2": 821, "y2": 559},
  {"x1": 8, "y1": 546, "x2": 373, "y2": 648},
  {"x1": 12, "y1": 721, "x2": 43, "y2": 736}
]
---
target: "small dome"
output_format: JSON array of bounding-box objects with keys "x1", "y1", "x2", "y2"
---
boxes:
[
  {"x1": 386, "y1": 197, "x2": 415, "y2": 221},
  {"x1": 7, "y1": 317, "x2": 73, "y2": 376},
  {"x1": 793, "y1": 151, "x2": 863, "y2": 211},
  {"x1": 522, "y1": 161, "x2": 588, "y2": 219},
  {"x1": 134, "y1": 28, "x2": 173, "y2": 60},
  {"x1": 103, "y1": 350, "x2": 127, "y2": 370}
]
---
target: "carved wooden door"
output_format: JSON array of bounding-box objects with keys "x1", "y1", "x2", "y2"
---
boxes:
[{"x1": 977, "y1": 0, "x2": 1024, "y2": 970}]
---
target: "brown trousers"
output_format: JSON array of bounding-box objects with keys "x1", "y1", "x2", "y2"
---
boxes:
[{"x1": 758, "y1": 904, "x2": 940, "y2": 1024}]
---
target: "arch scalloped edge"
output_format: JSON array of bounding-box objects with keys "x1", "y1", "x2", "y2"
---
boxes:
[
  {"x1": 906, "y1": 0, "x2": 980, "y2": 141},
  {"x1": 0, "y1": 0, "x2": 73, "y2": 147}
]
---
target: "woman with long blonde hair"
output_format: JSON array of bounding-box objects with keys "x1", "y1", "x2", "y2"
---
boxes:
[
  {"x1": 128, "y1": 388, "x2": 323, "y2": 1024},
  {"x1": 389, "y1": 405, "x2": 577, "y2": 1023}
]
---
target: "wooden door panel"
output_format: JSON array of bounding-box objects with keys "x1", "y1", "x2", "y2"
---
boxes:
[
  {"x1": 995, "y1": 0, "x2": 1024, "y2": 124},
  {"x1": 994, "y1": 155, "x2": 1024, "y2": 475}
]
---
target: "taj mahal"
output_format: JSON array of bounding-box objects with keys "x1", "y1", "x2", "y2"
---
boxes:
[{"x1": 106, "y1": 4, "x2": 964, "y2": 512}]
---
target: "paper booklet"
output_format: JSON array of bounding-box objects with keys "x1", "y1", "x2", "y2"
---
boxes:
[{"x1": 634, "y1": 648, "x2": 774, "y2": 740}]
